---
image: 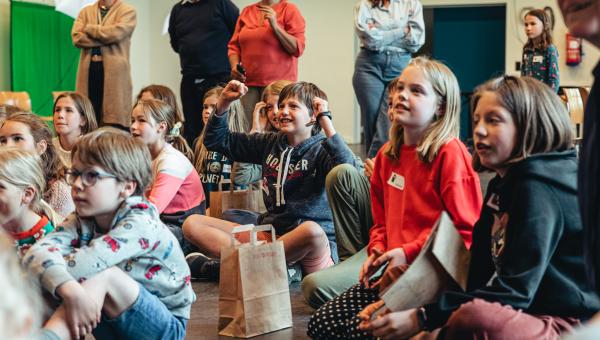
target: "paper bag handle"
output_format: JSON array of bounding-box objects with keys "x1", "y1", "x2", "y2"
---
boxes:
[{"x1": 230, "y1": 224, "x2": 276, "y2": 246}]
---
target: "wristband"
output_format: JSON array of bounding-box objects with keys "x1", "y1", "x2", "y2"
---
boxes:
[
  {"x1": 416, "y1": 306, "x2": 430, "y2": 332},
  {"x1": 316, "y1": 111, "x2": 332, "y2": 121}
]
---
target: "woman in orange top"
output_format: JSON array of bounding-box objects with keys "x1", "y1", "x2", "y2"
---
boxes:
[{"x1": 228, "y1": 0, "x2": 306, "y2": 126}]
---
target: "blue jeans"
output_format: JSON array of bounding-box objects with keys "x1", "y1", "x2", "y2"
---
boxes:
[
  {"x1": 352, "y1": 49, "x2": 411, "y2": 158},
  {"x1": 93, "y1": 283, "x2": 188, "y2": 340}
]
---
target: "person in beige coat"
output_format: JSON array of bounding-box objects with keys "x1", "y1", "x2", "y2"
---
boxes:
[{"x1": 72, "y1": 0, "x2": 136, "y2": 129}]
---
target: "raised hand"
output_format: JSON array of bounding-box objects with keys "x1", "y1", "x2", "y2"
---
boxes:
[
  {"x1": 251, "y1": 101, "x2": 269, "y2": 133},
  {"x1": 217, "y1": 80, "x2": 248, "y2": 114}
]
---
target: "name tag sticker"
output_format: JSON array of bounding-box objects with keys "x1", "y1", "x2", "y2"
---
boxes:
[
  {"x1": 533, "y1": 55, "x2": 544, "y2": 63},
  {"x1": 387, "y1": 172, "x2": 405, "y2": 190}
]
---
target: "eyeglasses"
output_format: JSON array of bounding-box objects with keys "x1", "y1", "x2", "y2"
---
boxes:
[{"x1": 65, "y1": 168, "x2": 118, "y2": 187}]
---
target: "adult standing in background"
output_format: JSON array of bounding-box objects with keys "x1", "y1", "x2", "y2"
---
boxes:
[
  {"x1": 228, "y1": 0, "x2": 306, "y2": 125},
  {"x1": 354, "y1": 0, "x2": 424, "y2": 158},
  {"x1": 72, "y1": 0, "x2": 136, "y2": 130},
  {"x1": 169, "y1": 0, "x2": 239, "y2": 145}
]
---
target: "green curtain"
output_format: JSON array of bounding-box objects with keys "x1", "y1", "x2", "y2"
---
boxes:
[{"x1": 11, "y1": 1, "x2": 79, "y2": 117}]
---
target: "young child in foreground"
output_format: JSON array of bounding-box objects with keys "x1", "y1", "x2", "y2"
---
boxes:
[
  {"x1": 183, "y1": 80, "x2": 358, "y2": 280},
  {"x1": 24, "y1": 128, "x2": 195, "y2": 340}
]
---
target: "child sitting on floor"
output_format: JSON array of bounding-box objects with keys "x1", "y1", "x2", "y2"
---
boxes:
[
  {"x1": 182, "y1": 80, "x2": 358, "y2": 281},
  {"x1": 130, "y1": 99, "x2": 204, "y2": 254},
  {"x1": 356, "y1": 76, "x2": 600, "y2": 339},
  {"x1": 0, "y1": 148, "x2": 57, "y2": 256},
  {"x1": 24, "y1": 128, "x2": 195, "y2": 340},
  {"x1": 307, "y1": 57, "x2": 482, "y2": 339},
  {"x1": 52, "y1": 92, "x2": 98, "y2": 168},
  {"x1": 0, "y1": 112, "x2": 74, "y2": 218}
]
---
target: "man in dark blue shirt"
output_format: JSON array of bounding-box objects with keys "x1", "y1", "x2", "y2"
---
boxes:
[{"x1": 169, "y1": 0, "x2": 239, "y2": 145}]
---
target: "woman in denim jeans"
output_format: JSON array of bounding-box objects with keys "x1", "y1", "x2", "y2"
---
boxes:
[{"x1": 353, "y1": 0, "x2": 425, "y2": 158}]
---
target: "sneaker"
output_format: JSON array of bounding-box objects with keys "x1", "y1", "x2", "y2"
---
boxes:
[
  {"x1": 287, "y1": 263, "x2": 303, "y2": 285},
  {"x1": 186, "y1": 252, "x2": 221, "y2": 281}
]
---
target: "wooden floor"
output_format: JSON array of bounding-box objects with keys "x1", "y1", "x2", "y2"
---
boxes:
[{"x1": 186, "y1": 281, "x2": 314, "y2": 340}]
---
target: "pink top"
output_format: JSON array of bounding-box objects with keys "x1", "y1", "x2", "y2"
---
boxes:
[
  {"x1": 147, "y1": 144, "x2": 205, "y2": 214},
  {"x1": 228, "y1": 0, "x2": 305, "y2": 86}
]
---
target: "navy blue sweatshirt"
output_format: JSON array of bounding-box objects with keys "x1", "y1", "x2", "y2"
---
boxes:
[
  {"x1": 169, "y1": 0, "x2": 239, "y2": 77},
  {"x1": 424, "y1": 150, "x2": 600, "y2": 329},
  {"x1": 204, "y1": 111, "x2": 358, "y2": 261}
]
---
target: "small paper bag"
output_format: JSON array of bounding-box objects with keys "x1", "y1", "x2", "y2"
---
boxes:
[{"x1": 218, "y1": 224, "x2": 292, "y2": 338}]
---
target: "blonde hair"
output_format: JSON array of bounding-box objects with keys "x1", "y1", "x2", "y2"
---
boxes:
[
  {"x1": 385, "y1": 57, "x2": 461, "y2": 163},
  {"x1": 0, "y1": 229, "x2": 43, "y2": 339},
  {"x1": 0, "y1": 148, "x2": 47, "y2": 216},
  {"x1": 194, "y1": 86, "x2": 247, "y2": 174},
  {"x1": 471, "y1": 75, "x2": 573, "y2": 171},
  {"x1": 3, "y1": 112, "x2": 64, "y2": 187},
  {"x1": 53, "y1": 92, "x2": 98, "y2": 135},
  {"x1": 133, "y1": 99, "x2": 194, "y2": 160},
  {"x1": 261, "y1": 80, "x2": 292, "y2": 132},
  {"x1": 72, "y1": 127, "x2": 153, "y2": 196},
  {"x1": 136, "y1": 85, "x2": 185, "y2": 136}
]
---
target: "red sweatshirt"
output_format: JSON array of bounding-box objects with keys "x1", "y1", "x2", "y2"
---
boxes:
[
  {"x1": 228, "y1": 0, "x2": 305, "y2": 86},
  {"x1": 368, "y1": 139, "x2": 482, "y2": 263}
]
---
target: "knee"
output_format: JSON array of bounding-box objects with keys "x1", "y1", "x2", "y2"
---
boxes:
[
  {"x1": 297, "y1": 221, "x2": 327, "y2": 245},
  {"x1": 182, "y1": 214, "x2": 205, "y2": 240},
  {"x1": 325, "y1": 164, "x2": 358, "y2": 193}
]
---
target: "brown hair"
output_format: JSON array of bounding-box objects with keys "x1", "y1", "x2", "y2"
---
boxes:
[
  {"x1": 385, "y1": 56, "x2": 461, "y2": 163},
  {"x1": 136, "y1": 85, "x2": 185, "y2": 136},
  {"x1": 53, "y1": 92, "x2": 98, "y2": 135},
  {"x1": 72, "y1": 127, "x2": 152, "y2": 196},
  {"x1": 193, "y1": 86, "x2": 247, "y2": 174},
  {"x1": 278, "y1": 81, "x2": 329, "y2": 135},
  {"x1": 524, "y1": 9, "x2": 553, "y2": 50},
  {"x1": 471, "y1": 75, "x2": 573, "y2": 171},
  {"x1": 132, "y1": 99, "x2": 194, "y2": 160},
  {"x1": 3, "y1": 112, "x2": 63, "y2": 186}
]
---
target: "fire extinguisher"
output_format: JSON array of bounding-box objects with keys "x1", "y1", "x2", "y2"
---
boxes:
[{"x1": 566, "y1": 32, "x2": 583, "y2": 66}]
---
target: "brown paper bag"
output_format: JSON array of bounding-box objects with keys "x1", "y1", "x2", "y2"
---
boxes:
[
  {"x1": 209, "y1": 179, "x2": 264, "y2": 219},
  {"x1": 379, "y1": 211, "x2": 471, "y2": 311},
  {"x1": 218, "y1": 224, "x2": 293, "y2": 338}
]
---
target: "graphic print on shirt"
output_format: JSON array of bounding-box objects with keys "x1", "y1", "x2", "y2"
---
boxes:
[{"x1": 263, "y1": 147, "x2": 312, "y2": 207}]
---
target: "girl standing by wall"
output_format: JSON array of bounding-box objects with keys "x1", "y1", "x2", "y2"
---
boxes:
[{"x1": 522, "y1": 9, "x2": 560, "y2": 92}]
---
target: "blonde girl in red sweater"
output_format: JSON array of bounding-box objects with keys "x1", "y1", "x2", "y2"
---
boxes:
[{"x1": 308, "y1": 56, "x2": 483, "y2": 339}]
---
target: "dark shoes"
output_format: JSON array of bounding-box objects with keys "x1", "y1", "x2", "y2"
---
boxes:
[{"x1": 186, "y1": 252, "x2": 221, "y2": 281}]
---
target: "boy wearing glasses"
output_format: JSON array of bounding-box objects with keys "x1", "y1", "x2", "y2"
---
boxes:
[{"x1": 24, "y1": 128, "x2": 195, "y2": 340}]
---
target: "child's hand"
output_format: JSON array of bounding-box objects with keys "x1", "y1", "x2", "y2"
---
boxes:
[
  {"x1": 372, "y1": 248, "x2": 407, "y2": 269},
  {"x1": 217, "y1": 80, "x2": 248, "y2": 114},
  {"x1": 359, "y1": 247, "x2": 383, "y2": 288},
  {"x1": 359, "y1": 308, "x2": 421, "y2": 339},
  {"x1": 357, "y1": 299, "x2": 385, "y2": 323},
  {"x1": 312, "y1": 97, "x2": 329, "y2": 116},
  {"x1": 251, "y1": 101, "x2": 268, "y2": 133},
  {"x1": 57, "y1": 280, "x2": 101, "y2": 339},
  {"x1": 364, "y1": 158, "x2": 375, "y2": 178}
]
